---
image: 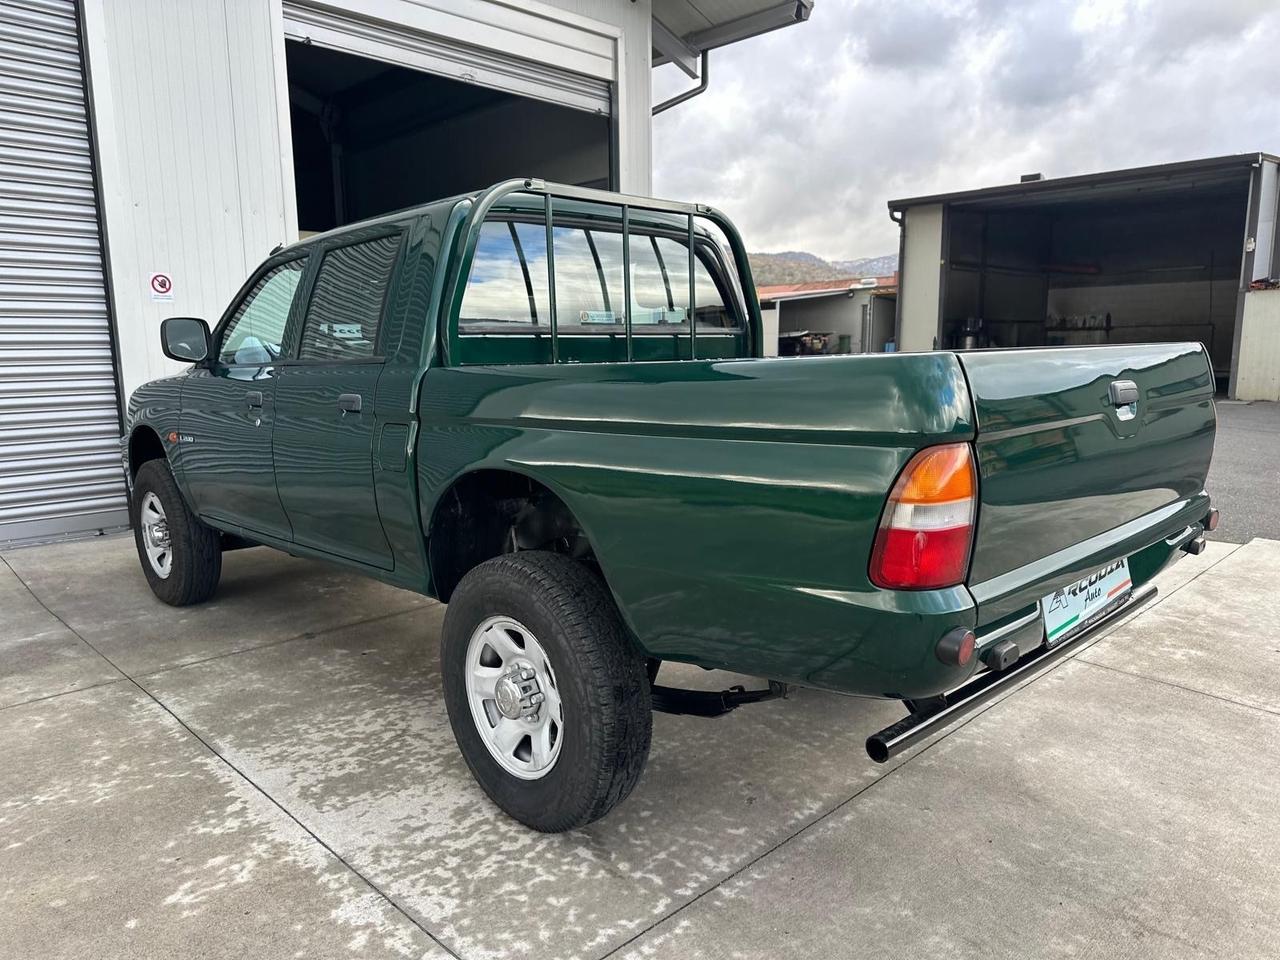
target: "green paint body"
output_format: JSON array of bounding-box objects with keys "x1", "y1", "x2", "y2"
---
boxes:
[{"x1": 125, "y1": 188, "x2": 1216, "y2": 702}]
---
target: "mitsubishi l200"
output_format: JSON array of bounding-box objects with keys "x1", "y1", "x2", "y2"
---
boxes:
[{"x1": 124, "y1": 180, "x2": 1218, "y2": 831}]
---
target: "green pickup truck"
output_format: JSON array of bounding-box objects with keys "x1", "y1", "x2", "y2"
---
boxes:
[{"x1": 124, "y1": 180, "x2": 1218, "y2": 832}]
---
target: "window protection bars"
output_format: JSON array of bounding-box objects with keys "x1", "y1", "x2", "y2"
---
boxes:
[
  {"x1": 622, "y1": 205, "x2": 633, "y2": 361},
  {"x1": 444, "y1": 179, "x2": 762, "y2": 366},
  {"x1": 543, "y1": 193, "x2": 558, "y2": 363},
  {"x1": 687, "y1": 211, "x2": 697, "y2": 360}
]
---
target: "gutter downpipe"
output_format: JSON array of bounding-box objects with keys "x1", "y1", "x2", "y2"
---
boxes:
[
  {"x1": 890, "y1": 207, "x2": 905, "y2": 350},
  {"x1": 653, "y1": 51, "x2": 709, "y2": 115}
]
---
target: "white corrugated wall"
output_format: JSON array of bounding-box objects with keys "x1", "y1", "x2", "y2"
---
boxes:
[
  {"x1": 80, "y1": 0, "x2": 651, "y2": 405},
  {"x1": 80, "y1": 0, "x2": 293, "y2": 405}
]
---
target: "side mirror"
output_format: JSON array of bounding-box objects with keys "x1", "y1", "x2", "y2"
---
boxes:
[{"x1": 161, "y1": 317, "x2": 211, "y2": 363}]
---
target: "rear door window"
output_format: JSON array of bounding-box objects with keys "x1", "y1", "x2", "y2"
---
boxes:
[{"x1": 297, "y1": 234, "x2": 402, "y2": 361}]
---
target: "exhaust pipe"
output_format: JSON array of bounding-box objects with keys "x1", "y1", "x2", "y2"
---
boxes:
[{"x1": 866, "y1": 581, "x2": 1158, "y2": 763}]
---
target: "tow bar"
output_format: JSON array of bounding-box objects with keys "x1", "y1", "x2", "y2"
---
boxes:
[{"x1": 866, "y1": 581, "x2": 1159, "y2": 763}]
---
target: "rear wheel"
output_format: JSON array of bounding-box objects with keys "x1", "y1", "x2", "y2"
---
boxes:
[
  {"x1": 131, "y1": 459, "x2": 222, "y2": 606},
  {"x1": 441, "y1": 551, "x2": 652, "y2": 831}
]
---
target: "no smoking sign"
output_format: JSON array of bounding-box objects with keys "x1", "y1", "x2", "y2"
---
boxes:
[{"x1": 149, "y1": 271, "x2": 174, "y2": 302}]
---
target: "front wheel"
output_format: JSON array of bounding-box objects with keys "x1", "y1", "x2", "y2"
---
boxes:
[
  {"x1": 131, "y1": 459, "x2": 222, "y2": 606},
  {"x1": 441, "y1": 551, "x2": 652, "y2": 832}
]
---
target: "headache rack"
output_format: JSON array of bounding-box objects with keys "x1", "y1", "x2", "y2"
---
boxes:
[{"x1": 441, "y1": 178, "x2": 763, "y2": 364}]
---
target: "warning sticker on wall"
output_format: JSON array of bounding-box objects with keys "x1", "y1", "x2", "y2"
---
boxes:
[{"x1": 149, "y1": 272, "x2": 174, "y2": 302}]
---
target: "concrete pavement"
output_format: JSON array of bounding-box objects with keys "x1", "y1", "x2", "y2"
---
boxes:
[
  {"x1": 2, "y1": 534, "x2": 1276, "y2": 959},
  {"x1": 1206, "y1": 400, "x2": 1280, "y2": 544}
]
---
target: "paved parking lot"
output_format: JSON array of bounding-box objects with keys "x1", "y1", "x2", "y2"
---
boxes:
[
  {"x1": 3, "y1": 526, "x2": 1278, "y2": 959},
  {"x1": 1206, "y1": 401, "x2": 1280, "y2": 543}
]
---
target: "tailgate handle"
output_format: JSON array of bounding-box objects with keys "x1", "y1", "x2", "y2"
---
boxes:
[{"x1": 1108, "y1": 380, "x2": 1139, "y2": 406}]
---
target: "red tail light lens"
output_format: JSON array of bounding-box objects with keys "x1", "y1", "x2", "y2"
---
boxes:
[{"x1": 869, "y1": 443, "x2": 977, "y2": 590}]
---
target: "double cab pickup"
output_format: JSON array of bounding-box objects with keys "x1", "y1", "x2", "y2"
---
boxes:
[{"x1": 124, "y1": 180, "x2": 1218, "y2": 831}]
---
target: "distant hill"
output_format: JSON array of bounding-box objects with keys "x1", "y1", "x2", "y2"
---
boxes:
[
  {"x1": 833, "y1": 255, "x2": 898, "y2": 277},
  {"x1": 749, "y1": 250, "x2": 897, "y2": 286}
]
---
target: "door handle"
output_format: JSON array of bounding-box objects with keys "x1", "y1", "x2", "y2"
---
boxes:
[
  {"x1": 245, "y1": 390, "x2": 264, "y2": 409},
  {"x1": 1108, "y1": 380, "x2": 1139, "y2": 406},
  {"x1": 338, "y1": 393, "x2": 362, "y2": 414}
]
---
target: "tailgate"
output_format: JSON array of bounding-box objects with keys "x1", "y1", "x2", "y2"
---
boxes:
[{"x1": 959, "y1": 343, "x2": 1215, "y2": 600}]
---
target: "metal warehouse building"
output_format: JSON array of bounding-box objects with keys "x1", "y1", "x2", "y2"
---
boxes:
[
  {"x1": 0, "y1": 0, "x2": 811, "y2": 545},
  {"x1": 891, "y1": 153, "x2": 1280, "y2": 400}
]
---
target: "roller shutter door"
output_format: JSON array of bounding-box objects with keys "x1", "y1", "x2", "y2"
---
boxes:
[
  {"x1": 282, "y1": 1, "x2": 613, "y2": 116},
  {"x1": 0, "y1": 0, "x2": 127, "y2": 544}
]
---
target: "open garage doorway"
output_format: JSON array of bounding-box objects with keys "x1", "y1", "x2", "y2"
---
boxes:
[
  {"x1": 286, "y1": 40, "x2": 613, "y2": 235},
  {"x1": 937, "y1": 183, "x2": 1247, "y2": 390},
  {"x1": 892, "y1": 155, "x2": 1280, "y2": 395}
]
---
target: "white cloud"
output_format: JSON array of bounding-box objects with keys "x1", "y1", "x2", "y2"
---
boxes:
[{"x1": 652, "y1": 0, "x2": 1280, "y2": 260}]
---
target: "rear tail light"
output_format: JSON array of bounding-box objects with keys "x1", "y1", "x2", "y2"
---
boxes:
[{"x1": 869, "y1": 443, "x2": 977, "y2": 590}]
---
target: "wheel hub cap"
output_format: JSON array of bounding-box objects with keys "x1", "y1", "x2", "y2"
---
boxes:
[
  {"x1": 494, "y1": 667, "x2": 544, "y2": 720},
  {"x1": 145, "y1": 520, "x2": 170, "y2": 550},
  {"x1": 464, "y1": 616, "x2": 563, "y2": 779},
  {"x1": 139, "y1": 491, "x2": 173, "y2": 579}
]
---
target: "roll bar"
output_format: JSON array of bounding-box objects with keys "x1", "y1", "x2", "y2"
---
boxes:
[{"x1": 442, "y1": 178, "x2": 763, "y2": 364}]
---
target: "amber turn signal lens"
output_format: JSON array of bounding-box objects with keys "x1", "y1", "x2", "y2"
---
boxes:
[{"x1": 896, "y1": 443, "x2": 976, "y2": 504}]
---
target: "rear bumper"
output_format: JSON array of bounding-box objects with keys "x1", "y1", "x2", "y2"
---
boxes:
[
  {"x1": 866, "y1": 579, "x2": 1160, "y2": 762},
  {"x1": 800, "y1": 493, "x2": 1210, "y2": 701}
]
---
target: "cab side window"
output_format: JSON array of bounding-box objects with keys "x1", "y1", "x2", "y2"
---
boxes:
[
  {"x1": 218, "y1": 260, "x2": 305, "y2": 365},
  {"x1": 297, "y1": 234, "x2": 401, "y2": 361}
]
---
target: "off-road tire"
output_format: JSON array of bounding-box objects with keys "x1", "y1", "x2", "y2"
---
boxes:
[
  {"x1": 131, "y1": 459, "x2": 222, "y2": 606},
  {"x1": 441, "y1": 551, "x2": 652, "y2": 831}
]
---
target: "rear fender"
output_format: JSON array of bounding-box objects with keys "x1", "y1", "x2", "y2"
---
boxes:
[{"x1": 415, "y1": 354, "x2": 980, "y2": 697}]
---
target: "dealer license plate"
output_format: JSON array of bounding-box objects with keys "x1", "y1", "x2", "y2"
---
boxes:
[{"x1": 1041, "y1": 558, "x2": 1133, "y2": 648}]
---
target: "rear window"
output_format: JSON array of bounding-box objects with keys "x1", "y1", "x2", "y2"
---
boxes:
[
  {"x1": 458, "y1": 221, "x2": 549, "y2": 329},
  {"x1": 456, "y1": 203, "x2": 749, "y2": 365}
]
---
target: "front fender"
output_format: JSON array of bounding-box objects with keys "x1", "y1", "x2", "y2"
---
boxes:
[{"x1": 123, "y1": 375, "x2": 188, "y2": 495}]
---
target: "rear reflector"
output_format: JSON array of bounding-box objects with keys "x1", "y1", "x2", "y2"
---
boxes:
[
  {"x1": 936, "y1": 627, "x2": 977, "y2": 667},
  {"x1": 870, "y1": 443, "x2": 977, "y2": 590}
]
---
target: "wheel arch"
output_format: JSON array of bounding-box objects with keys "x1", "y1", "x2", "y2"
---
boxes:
[
  {"x1": 127, "y1": 424, "x2": 168, "y2": 480},
  {"x1": 425, "y1": 466, "x2": 619, "y2": 609},
  {"x1": 127, "y1": 424, "x2": 200, "y2": 521}
]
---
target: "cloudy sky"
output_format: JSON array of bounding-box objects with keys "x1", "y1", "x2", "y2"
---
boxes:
[{"x1": 651, "y1": 0, "x2": 1280, "y2": 261}]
